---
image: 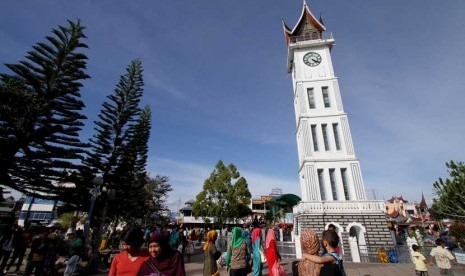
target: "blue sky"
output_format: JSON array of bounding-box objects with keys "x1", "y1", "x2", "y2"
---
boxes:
[{"x1": 1, "y1": 1, "x2": 464, "y2": 210}]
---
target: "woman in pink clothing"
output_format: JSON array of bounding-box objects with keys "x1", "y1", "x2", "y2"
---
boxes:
[
  {"x1": 265, "y1": 227, "x2": 286, "y2": 276},
  {"x1": 109, "y1": 228, "x2": 149, "y2": 276}
]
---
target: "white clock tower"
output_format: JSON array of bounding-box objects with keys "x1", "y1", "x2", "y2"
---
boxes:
[{"x1": 283, "y1": 2, "x2": 392, "y2": 261}]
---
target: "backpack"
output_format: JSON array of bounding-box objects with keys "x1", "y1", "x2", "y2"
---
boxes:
[
  {"x1": 388, "y1": 249, "x2": 398, "y2": 263},
  {"x1": 326, "y1": 252, "x2": 347, "y2": 276}
]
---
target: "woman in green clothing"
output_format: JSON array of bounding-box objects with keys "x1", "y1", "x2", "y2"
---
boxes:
[
  {"x1": 203, "y1": 230, "x2": 221, "y2": 276},
  {"x1": 226, "y1": 227, "x2": 251, "y2": 276}
]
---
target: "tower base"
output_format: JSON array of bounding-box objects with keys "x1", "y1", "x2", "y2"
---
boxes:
[{"x1": 293, "y1": 201, "x2": 394, "y2": 262}]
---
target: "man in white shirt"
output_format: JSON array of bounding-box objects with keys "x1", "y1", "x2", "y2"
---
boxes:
[{"x1": 430, "y1": 238, "x2": 456, "y2": 275}]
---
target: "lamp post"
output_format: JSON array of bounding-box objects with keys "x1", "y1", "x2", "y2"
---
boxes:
[{"x1": 84, "y1": 178, "x2": 102, "y2": 241}]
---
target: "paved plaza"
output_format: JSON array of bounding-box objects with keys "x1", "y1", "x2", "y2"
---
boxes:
[
  {"x1": 5, "y1": 247, "x2": 465, "y2": 276},
  {"x1": 180, "y1": 253, "x2": 465, "y2": 276}
]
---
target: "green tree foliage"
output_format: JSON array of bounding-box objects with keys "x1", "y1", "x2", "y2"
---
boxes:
[
  {"x1": 134, "y1": 175, "x2": 173, "y2": 225},
  {"x1": 449, "y1": 223, "x2": 465, "y2": 245},
  {"x1": 85, "y1": 59, "x2": 147, "y2": 223},
  {"x1": 193, "y1": 160, "x2": 252, "y2": 227},
  {"x1": 109, "y1": 106, "x2": 156, "y2": 222},
  {"x1": 0, "y1": 20, "x2": 89, "y2": 198},
  {"x1": 431, "y1": 161, "x2": 465, "y2": 220}
]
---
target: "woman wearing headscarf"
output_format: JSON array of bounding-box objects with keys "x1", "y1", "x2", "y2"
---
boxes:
[
  {"x1": 297, "y1": 229, "x2": 321, "y2": 276},
  {"x1": 242, "y1": 230, "x2": 252, "y2": 253},
  {"x1": 225, "y1": 227, "x2": 250, "y2": 276},
  {"x1": 265, "y1": 227, "x2": 285, "y2": 276},
  {"x1": 251, "y1": 227, "x2": 263, "y2": 276},
  {"x1": 203, "y1": 230, "x2": 222, "y2": 276},
  {"x1": 109, "y1": 228, "x2": 149, "y2": 276},
  {"x1": 168, "y1": 229, "x2": 179, "y2": 251},
  {"x1": 138, "y1": 233, "x2": 186, "y2": 276}
]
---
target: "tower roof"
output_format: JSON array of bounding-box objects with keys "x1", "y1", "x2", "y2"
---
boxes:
[
  {"x1": 282, "y1": 1, "x2": 326, "y2": 45},
  {"x1": 419, "y1": 193, "x2": 428, "y2": 209}
]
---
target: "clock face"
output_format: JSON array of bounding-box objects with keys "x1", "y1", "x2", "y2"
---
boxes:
[{"x1": 303, "y1": 52, "x2": 322, "y2": 67}]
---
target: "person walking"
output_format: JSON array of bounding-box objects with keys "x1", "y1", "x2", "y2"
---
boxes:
[
  {"x1": 24, "y1": 231, "x2": 48, "y2": 276},
  {"x1": 297, "y1": 229, "x2": 320, "y2": 276},
  {"x1": 226, "y1": 227, "x2": 251, "y2": 276},
  {"x1": 265, "y1": 227, "x2": 285, "y2": 276},
  {"x1": 301, "y1": 230, "x2": 345, "y2": 276},
  {"x1": 429, "y1": 238, "x2": 456, "y2": 275},
  {"x1": 138, "y1": 233, "x2": 185, "y2": 276},
  {"x1": 185, "y1": 230, "x2": 195, "y2": 263},
  {"x1": 5, "y1": 227, "x2": 26, "y2": 273},
  {"x1": 203, "y1": 230, "x2": 221, "y2": 276},
  {"x1": 251, "y1": 227, "x2": 263, "y2": 276},
  {"x1": 0, "y1": 225, "x2": 16, "y2": 275},
  {"x1": 412, "y1": 244, "x2": 428, "y2": 276},
  {"x1": 109, "y1": 228, "x2": 149, "y2": 276}
]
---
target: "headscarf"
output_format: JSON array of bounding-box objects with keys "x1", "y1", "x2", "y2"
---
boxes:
[
  {"x1": 140, "y1": 233, "x2": 186, "y2": 276},
  {"x1": 298, "y1": 229, "x2": 321, "y2": 276},
  {"x1": 265, "y1": 228, "x2": 279, "y2": 273},
  {"x1": 242, "y1": 230, "x2": 252, "y2": 250},
  {"x1": 225, "y1": 227, "x2": 245, "y2": 267},
  {"x1": 203, "y1": 230, "x2": 218, "y2": 251},
  {"x1": 169, "y1": 229, "x2": 179, "y2": 249},
  {"x1": 265, "y1": 228, "x2": 276, "y2": 249},
  {"x1": 231, "y1": 227, "x2": 244, "y2": 248},
  {"x1": 252, "y1": 228, "x2": 261, "y2": 245},
  {"x1": 148, "y1": 233, "x2": 172, "y2": 259}
]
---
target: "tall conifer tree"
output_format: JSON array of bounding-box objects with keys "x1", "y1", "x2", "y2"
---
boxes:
[
  {"x1": 85, "y1": 59, "x2": 145, "y2": 222},
  {"x1": 0, "y1": 20, "x2": 89, "y2": 197}
]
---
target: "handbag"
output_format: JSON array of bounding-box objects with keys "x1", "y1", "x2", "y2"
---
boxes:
[
  {"x1": 272, "y1": 262, "x2": 286, "y2": 276},
  {"x1": 258, "y1": 248, "x2": 267, "y2": 263},
  {"x1": 211, "y1": 270, "x2": 220, "y2": 276}
]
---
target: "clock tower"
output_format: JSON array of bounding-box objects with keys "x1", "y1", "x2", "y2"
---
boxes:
[{"x1": 282, "y1": 2, "x2": 393, "y2": 261}]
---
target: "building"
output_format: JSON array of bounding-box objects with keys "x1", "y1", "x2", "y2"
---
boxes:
[
  {"x1": 250, "y1": 188, "x2": 301, "y2": 226},
  {"x1": 18, "y1": 196, "x2": 61, "y2": 227},
  {"x1": 386, "y1": 194, "x2": 430, "y2": 224},
  {"x1": 282, "y1": 2, "x2": 393, "y2": 262}
]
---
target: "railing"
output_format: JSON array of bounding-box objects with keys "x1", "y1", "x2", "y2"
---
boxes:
[
  {"x1": 289, "y1": 32, "x2": 334, "y2": 44},
  {"x1": 214, "y1": 234, "x2": 440, "y2": 264},
  {"x1": 276, "y1": 241, "x2": 297, "y2": 259},
  {"x1": 350, "y1": 244, "x2": 436, "y2": 264},
  {"x1": 294, "y1": 201, "x2": 386, "y2": 214}
]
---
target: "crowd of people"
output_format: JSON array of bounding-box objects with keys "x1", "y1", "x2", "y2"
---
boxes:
[
  {"x1": 0, "y1": 222, "x2": 349, "y2": 276},
  {"x1": 7, "y1": 221, "x2": 462, "y2": 276},
  {"x1": 0, "y1": 224, "x2": 99, "y2": 276}
]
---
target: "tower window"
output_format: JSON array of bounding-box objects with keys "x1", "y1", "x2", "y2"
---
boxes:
[
  {"x1": 317, "y1": 169, "x2": 326, "y2": 201},
  {"x1": 311, "y1": 124, "x2": 319, "y2": 151},
  {"x1": 329, "y1": 169, "x2": 337, "y2": 200},
  {"x1": 322, "y1": 124, "x2": 330, "y2": 151},
  {"x1": 322, "y1": 87, "x2": 330, "y2": 108},
  {"x1": 307, "y1": 88, "x2": 315, "y2": 109},
  {"x1": 332, "y1": 123, "x2": 341, "y2": 150},
  {"x1": 341, "y1": 168, "x2": 350, "y2": 200}
]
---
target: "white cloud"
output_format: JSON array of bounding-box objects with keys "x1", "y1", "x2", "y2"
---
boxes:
[{"x1": 145, "y1": 73, "x2": 188, "y2": 102}]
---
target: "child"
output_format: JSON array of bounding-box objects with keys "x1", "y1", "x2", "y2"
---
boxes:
[
  {"x1": 302, "y1": 230, "x2": 345, "y2": 276},
  {"x1": 412, "y1": 244, "x2": 428, "y2": 275},
  {"x1": 430, "y1": 238, "x2": 456, "y2": 275}
]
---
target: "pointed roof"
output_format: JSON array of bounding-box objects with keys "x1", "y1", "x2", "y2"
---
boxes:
[
  {"x1": 282, "y1": 1, "x2": 326, "y2": 44},
  {"x1": 387, "y1": 195, "x2": 407, "y2": 203},
  {"x1": 419, "y1": 193, "x2": 428, "y2": 209}
]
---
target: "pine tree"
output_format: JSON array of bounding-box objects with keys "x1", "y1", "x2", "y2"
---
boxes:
[
  {"x1": 0, "y1": 20, "x2": 89, "y2": 198},
  {"x1": 110, "y1": 106, "x2": 152, "y2": 222},
  {"x1": 85, "y1": 59, "x2": 145, "y2": 223}
]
